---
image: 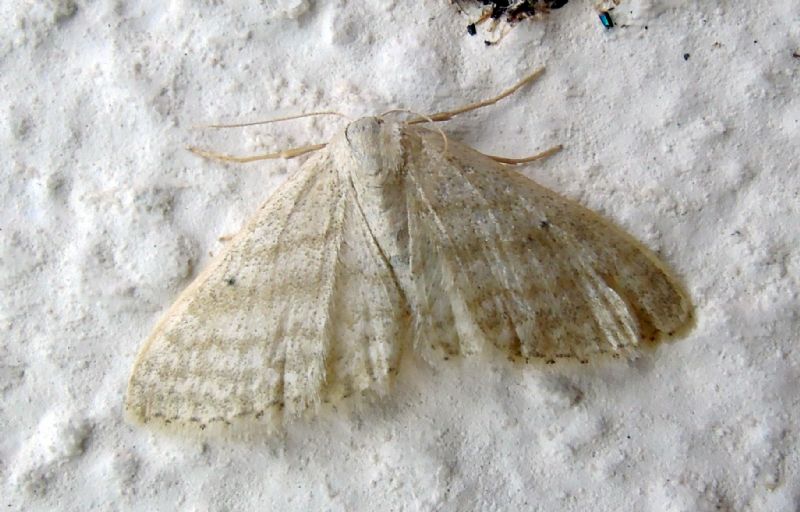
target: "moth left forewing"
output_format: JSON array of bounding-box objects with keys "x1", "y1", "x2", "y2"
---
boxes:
[
  {"x1": 124, "y1": 159, "x2": 338, "y2": 433},
  {"x1": 125, "y1": 147, "x2": 407, "y2": 435},
  {"x1": 404, "y1": 125, "x2": 690, "y2": 362}
]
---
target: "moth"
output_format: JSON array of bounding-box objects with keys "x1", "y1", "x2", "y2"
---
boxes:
[{"x1": 125, "y1": 68, "x2": 691, "y2": 433}]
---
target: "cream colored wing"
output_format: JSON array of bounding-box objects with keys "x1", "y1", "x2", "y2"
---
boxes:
[
  {"x1": 125, "y1": 152, "x2": 406, "y2": 432},
  {"x1": 404, "y1": 126, "x2": 691, "y2": 361}
]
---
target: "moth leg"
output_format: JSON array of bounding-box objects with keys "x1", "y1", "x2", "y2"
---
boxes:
[
  {"x1": 407, "y1": 67, "x2": 545, "y2": 125},
  {"x1": 187, "y1": 143, "x2": 326, "y2": 163},
  {"x1": 484, "y1": 144, "x2": 563, "y2": 165}
]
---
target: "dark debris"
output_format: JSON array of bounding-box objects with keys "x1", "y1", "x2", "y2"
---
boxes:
[{"x1": 474, "y1": 1, "x2": 569, "y2": 25}]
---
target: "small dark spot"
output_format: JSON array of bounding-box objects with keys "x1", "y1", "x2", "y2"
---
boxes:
[
  {"x1": 539, "y1": 220, "x2": 550, "y2": 229},
  {"x1": 444, "y1": 356, "x2": 450, "y2": 361},
  {"x1": 226, "y1": 277, "x2": 236, "y2": 286},
  {"x1": 644, "y1": 25, "x2": 648, "y2": 30},
  {"x1": 793, "y1": 51, "x2": 800, "y2": 59},
  {"x1": 467, "y1": 23, "x2": 477, "y2": 36},
  {"x1": 200, "y1": 424, "x2": 206, "y2": 430},
  {"x1": 683, "y1": 53, "x2": 690, "y2": 60},
  {"x1": 255, "y1": 410, "x2": 264, "y2": 419},
  {"x1": 599, "y1": 11, "x2": 613, "y2": 29},
  {"x1": 484, "y1": 40, "x2": 493, "y2": 46},
  {"x1": 626, "y1": 435, "x2": 631, "y2": 439}
]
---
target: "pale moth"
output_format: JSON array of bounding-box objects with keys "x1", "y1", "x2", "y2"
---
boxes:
[{"x1": 125, "y1": 68, "x2": 691, "y2": 433}]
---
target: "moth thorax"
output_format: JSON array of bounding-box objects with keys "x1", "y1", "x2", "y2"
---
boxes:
[
  {"x1": 343, "y1": 117, "x2": 410, "y2": 283},
  {"x1": 344, "y1": 117, "x2": 406, "y2": 224},
  {"x1": 345, "y1": 117, "x2": 404, "y2": 187}
]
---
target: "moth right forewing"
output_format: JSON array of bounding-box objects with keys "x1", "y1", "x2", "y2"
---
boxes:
[{"x1": 403, "y1": 125, "x2": 690, "y2": 360}]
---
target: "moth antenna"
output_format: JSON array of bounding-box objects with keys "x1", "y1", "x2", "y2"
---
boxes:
[
  {"x1": 485, "y1": 144, "x2": 564, "y2": 165},
  {"x1": 407, "y1": 67, "x2": 545, "y2": 125},
  {"x1": 194, "y1": 111, "x2": 350, "y2": 130},
  {"x1": 381, "y1": 109, "x2": 449, "y2": 155},
  {"x1": 187, "y1": 143, "x2": 327, "y2": 163}
]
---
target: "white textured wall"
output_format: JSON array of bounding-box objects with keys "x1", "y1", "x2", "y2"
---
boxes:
[{"x1": 1, "y1": 1, "x2": 798, "y2": 510}]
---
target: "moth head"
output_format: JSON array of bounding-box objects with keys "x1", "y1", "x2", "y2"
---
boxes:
[{"x1": 344, "y1": 116, "x2": 404, "y2": 184}]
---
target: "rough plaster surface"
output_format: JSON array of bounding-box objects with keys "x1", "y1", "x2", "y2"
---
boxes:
[{"x1": 1, "y1": 1, "x2": 798, "y2": 510}]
